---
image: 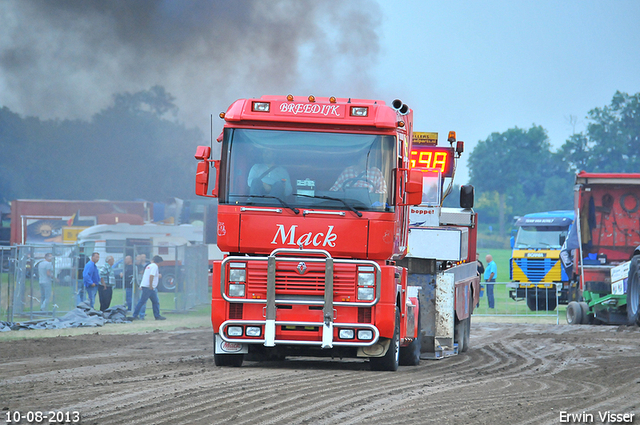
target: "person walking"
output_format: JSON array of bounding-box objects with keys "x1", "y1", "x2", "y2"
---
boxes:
[
  {"x1": 131, "y1": 255, "x2": 166, "y2": 321},
  {"x1": 121, "y1": 255, "x2": 135, "y2": 311},
  {"x1": 484, "y1": 254, "x2": 497, "y2": 309},
  {"x1": 38, "y1": 253, "x2": 54, "y2": 311},
  {"x1": 83, "y1": 252, "x2": 101, "y2": 309},
  {"x1": 98, "y1": 255, "x2": 116, "y2": 312},
  {"x1": 135, "y1": 254, "x2": 150, "y2": 319}
]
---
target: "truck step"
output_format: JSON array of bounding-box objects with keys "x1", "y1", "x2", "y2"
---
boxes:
[{"x1": 420, "y1": 343, "x2": 459, "y2": 360}]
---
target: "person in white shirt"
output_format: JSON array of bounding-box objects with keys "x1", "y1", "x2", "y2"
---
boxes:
[{"x1": 131, "y1": 255, "x2": 166, "y2": 321}]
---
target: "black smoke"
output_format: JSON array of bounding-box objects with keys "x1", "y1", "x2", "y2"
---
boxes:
[{"x1": 0, "y1": 0, "x2": 381, "y2": 128}]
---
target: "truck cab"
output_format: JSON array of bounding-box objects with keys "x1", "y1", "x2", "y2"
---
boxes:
[
  {"x1": 195, "y1": 95, "x2": 424, "y2": 369},
  {"x1": 509, "y1": 210, "x2": 574, "y2": 310}
]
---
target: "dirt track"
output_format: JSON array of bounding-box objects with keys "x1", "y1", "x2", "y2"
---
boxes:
[{"x1": 1, "y1": 322, "x2": 639, "y2": 425}]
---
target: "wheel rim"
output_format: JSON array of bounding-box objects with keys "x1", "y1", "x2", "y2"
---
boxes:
[{"x1": 163, "y1": 275, "x2": 176, "y2": 290}]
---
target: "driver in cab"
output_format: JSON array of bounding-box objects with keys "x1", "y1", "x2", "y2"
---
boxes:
[
  {"x1": 247, "y1": 149, "x2": 293, "y2": 198},
  {"x1": 329, "y1": 153, "x2": 387, "y2": 194}
]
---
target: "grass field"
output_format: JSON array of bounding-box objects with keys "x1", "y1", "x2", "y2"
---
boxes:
[
  {"x1": 0, "y1": 278, "x2": 200, "y2": 323},
  {"x1": 1, "y1": 248, "x2": 567, "y2": 340}
]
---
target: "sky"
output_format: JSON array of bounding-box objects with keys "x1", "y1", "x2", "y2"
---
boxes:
[{"x1": 1, "y1": 0, "x2": 639, "y2": 185}]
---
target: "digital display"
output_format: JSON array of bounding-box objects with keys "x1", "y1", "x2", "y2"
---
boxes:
[{"x1": 410, "y1": 146, "x2": 454, "y2": 177}]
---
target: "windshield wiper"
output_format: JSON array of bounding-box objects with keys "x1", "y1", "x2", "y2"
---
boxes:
[
  {"x1": 295, "y1": 194, "x2": 363, "y2": 217},
  {"x1": 235, "y1": 194, "x2": 299, "y2": 214}
]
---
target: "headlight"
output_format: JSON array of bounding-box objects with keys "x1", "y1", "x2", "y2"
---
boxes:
[
  {"x1": 358, "y1": 329, "x2": 373, "y2": 340},
  {"x1": 229, "y1": 268, "x2": 246, "y2": 282},
  {"x1": 229, "y1": 284, "x2": 245, "y2": 297},
  {"x1": 358, "y1": 287, "x2": 374, "y2": 301},
  {"x1": 246, "y1": 326, "x2": 262, "y2": 337},
  {"x1": 227, "y1": 326, "x2": 243, "y2": 337},
  {"x1": 339, "y1": 329, "x2": 355, "y2": 339},
  {"x1": 358, "y1": 273, "x2": 375, "y2": 287}
]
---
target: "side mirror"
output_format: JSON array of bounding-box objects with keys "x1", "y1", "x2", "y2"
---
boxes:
[
  {"x1": 510, "y1": 236, "x2": 515, "y2": 249},
  {"x1": 404, "y1": 169, "x2": 424, "y2": 206},
  {"x1": 194, "y1": 146, "x2": 219, "y2": 198},
  {"x1": 195, "y1": 146, "x2": 211, "y2": 160},
  {"x1": 460, "y1": 184, "x2": 474, "y2": 209}
]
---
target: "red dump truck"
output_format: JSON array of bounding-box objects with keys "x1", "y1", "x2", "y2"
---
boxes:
[
  {"x1": 564, "y1": 172, "x2": 640, "y2": 325},
  {"x1": 194, "y1": 95, "x2": 479, "y2": 369}
]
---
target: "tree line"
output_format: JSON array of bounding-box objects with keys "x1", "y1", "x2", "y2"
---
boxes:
[
  {"x1": 467, "y1": 91, "x2": 640, "y2": 238},
  {"x1": 0, "y1": 86, "x2": 204, "y2": 203},
  {"x1": 2, "y1": 87, "x2": 637, "y2": 234}
]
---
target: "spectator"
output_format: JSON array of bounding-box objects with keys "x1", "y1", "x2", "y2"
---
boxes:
[
  {"x1": 98, "y1": 255, "x2": 116, "y2": 312},
  {"x1": 484, "y1": 254, "x2": 497, "y2": 309},
  {"x1": 38, "y1": 253, "x2": 54, "y2": 311},
  {"x1": 83, "y1": 252, "x2": 100, "y2": 309},
  {"x1": 121, "y1": 255, "x2": 135, "y2": 311},
  {"x1": 476, "y1": 252, "x2": 485, "y2": 276},
  {"x1": 135, "y1": 254, "x2": 150, "y2": 319},
  {"x1": 75, "y1": 253, "x2": 88, "y2": 306},
  {"x1": 131, "y1": 255, "x2": 166, "y2": 321}
]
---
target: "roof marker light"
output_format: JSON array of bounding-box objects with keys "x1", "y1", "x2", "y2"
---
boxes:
[
  {"x1": 287, "y1": 94, "x2": 294, "y2": 101},
  {"x1": 252, "y1": 101, "x2": 270, "y2": 112},
  {"x1": 308, "y1": 95, "x2": 316, "y2": 102},
  {"x1": 350, "y1": 106, "x2": 368, "y2": 117},
  {"x1": 329, "y1": 96, "x2": 337, "y2": 103},
  {"x1": 219, "y1": 112, "x2": 225, "y2": 119}
]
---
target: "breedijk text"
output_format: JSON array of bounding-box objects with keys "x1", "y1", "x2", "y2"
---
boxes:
[
  {"x1": 279, "y1": 103, "x2": 341, "y2": 116},
  {"x1": 271, "y1": 224, "x2": 337, "y2": 247}
]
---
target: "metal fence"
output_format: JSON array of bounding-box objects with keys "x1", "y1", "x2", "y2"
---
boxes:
[
  {"x1": 0, "y1": 243, "x2": 210, "y2": 323},
  {"x1": 473, "y1": 281, "x2": 560, "y2": 324}
]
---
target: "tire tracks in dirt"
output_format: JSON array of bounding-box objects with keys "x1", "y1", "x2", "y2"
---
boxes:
[{"x1": 2, "y1": 323, "x2": 639, "y2": 424}]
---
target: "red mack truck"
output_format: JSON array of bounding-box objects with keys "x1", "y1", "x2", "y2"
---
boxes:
[{"x1": 194, "y1": 95, "x2": 480, "y2": 370}]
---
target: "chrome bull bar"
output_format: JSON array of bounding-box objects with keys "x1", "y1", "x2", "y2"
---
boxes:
[{"x1": 220, "y1": 248, "x2": 382, "y2": 349}]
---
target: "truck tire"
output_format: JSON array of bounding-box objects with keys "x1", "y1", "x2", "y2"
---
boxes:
[
  {"x1": 370, "y1": 307, "x2": 400, "y2": 371},
  {"x1": 463, "y1": 315, "x2": 471, "y2": 352},
  {"x1": 399, "y1": 300, "x2": 421, "y2": 366},
  {"x1": 57, "y1": 270, "x2": 73, "y2": 287},
  {"x1": 526, "y1": 288, "x2": 557, "y2": 311},
  {"x1": 579, "y1": 301, "x2": 592, "y2": 324},
  {"x1": 566, "y1": 301, "x2": 583, "y2": 325},
  {"x1": 627, "y1": 256, "x2": 640, "y2": 326},
  {"x1": 158, "y1": 273, "x2": 176, "y2": 292},
  {"x1": 213, "y1": 336, "x2": 244, "y2": 367},
  {"x1": 454, "y1": 317, "x2": 468, "y2": 353}
]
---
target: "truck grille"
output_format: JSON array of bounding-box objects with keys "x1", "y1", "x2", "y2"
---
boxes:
[
  {"x1": 513, "y1": 258, "x2": 559, "y2": 282},
  {"x1": 246, "y1": 262, "x2": 355, "y2": 297}
]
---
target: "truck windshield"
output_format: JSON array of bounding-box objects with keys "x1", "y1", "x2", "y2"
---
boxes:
[
  {"x1": 514, "y1": 226, "x2": 569, "y2": 249},
  {"x1": 221, "y1": 129, "x2": 396, "y2": 212}
]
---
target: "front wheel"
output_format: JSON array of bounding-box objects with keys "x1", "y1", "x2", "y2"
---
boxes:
[
  {"x1": 627, "y1": 256, "x2": 640, "y2": 326},
  {"x1": 526, "y1": 288, "x2": 557, "y2": 311},
  {"x1": 370, "y1": 307, "x2": 400, "y2": 371},
  {"x1": 399, "y1": 300, "x2": 421, "y2": 366},
  {"x1": 214, "y1": 353, "x2": 244, "y2": 367},
  {"x1": 213, "y1": 334, "x2": 244, "y2": 367},
  {"x1": 566, "y1": 301, "x2": 583, "y2": 324}
]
